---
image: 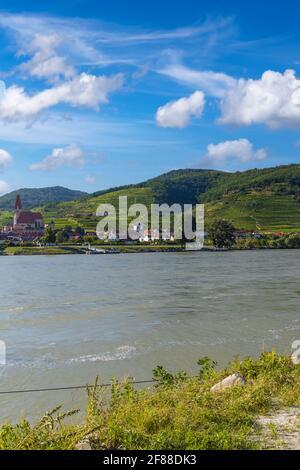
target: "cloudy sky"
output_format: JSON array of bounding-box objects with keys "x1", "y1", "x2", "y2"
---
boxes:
[{"x1": 1, "y1": 0, "x2": 300, "y2": 194}]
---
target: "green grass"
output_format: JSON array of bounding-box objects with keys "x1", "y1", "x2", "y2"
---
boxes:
[
  {"x1": 3, "y1": 246, "x2": 81, "y2": 256},
  {"x1": 0, "y1": 352, "x2": 299, "y2": 450},
  {"x1": 2, "y1": 244, "x2": 184, "y2": 256}
]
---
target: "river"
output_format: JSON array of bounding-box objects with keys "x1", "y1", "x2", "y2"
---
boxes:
[{"x1": 0, "y1": 250, "x2": 299, "y2": 422}]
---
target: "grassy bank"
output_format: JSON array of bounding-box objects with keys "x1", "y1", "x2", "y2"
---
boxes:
[
  {"x1": 2, "y1": 246, "x2": 84, "y2": 256},
  {"x1": 0, "y1": 353, "x2": 299, "y2": 450},
  {"x1": 1, "y1": 244, "x2": 184, "y2": 256},
  {"x1": 2, "y1": 243, "x2": 300, "y2": 256}
]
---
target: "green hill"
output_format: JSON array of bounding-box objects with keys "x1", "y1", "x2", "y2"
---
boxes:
[
  {"x1": 40, "y1": 165, "x2": 300, "y2": 232},
  {"x1": 36, "y1": 187, "x2": 155, "y2": 230},
  {"x1": 202, "y1": 164, "x2": 300, "y2": 202},
  {"x1": 0, "y1": 187, "x2": 88, "y2": 211},
  {"x1": 144, "y1": 169, "x2": 227, "y2": 205},
  {"x1": 203, "y1": 165, "x2": 300, "y2": 231},
  {"x1": 35, "y1": 169, "x2": 227, "y2": 230},
  {"x1": 1, "y1": 165, "x2": 300, "y2": 232}
]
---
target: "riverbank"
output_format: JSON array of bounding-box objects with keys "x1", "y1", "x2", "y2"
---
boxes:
[
  {"x1": 1, "y1": 244, "x2": 185, "y2": 256},
  {"x1": 0, "y1": 352, "x2": 299, "y2": 450},
  {"x1": 2, "y1": 244, "x2": 300, "y2": 255}
]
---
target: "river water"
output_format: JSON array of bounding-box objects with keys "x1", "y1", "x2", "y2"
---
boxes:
[{"x1": 0, "y1": 251, "x2": 299, "y2": 422}]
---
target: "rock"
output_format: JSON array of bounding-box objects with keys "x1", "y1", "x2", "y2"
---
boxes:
[
  {"x1": 75, "y1": 439, "x2": 92, "y2": 450},
  {"x1": 291, "y1": 355, "x2": 300, "y2": 365},
  {"x1": 211, "y1": 373, "x2": 246, "y2": 393}
]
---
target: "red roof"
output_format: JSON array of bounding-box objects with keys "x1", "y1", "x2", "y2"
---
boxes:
[{"x1": 15, "y1": 211, "x2": 43, "y2": 224}]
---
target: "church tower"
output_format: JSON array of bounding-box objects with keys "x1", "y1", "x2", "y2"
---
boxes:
[
  {"x1": 15, "y1": 194, "x2": 22, "y2": 212},
  {"x1": 14, "y1": 194, "x2": 22, "y2": 227}
]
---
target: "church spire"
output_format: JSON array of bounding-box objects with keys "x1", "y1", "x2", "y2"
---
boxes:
[{"x1": 15, "y1": 194, "x2": 22, "y2": 211}]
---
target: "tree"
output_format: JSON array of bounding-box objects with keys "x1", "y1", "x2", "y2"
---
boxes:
[
  {"x1": 56, "y1": 230, "x2": 68, "y2": 244},
  {"x1": 84, "y1": 235, "x2": 97, "y2": 244},
  {"x1": 74, "y1": 226, "x2": 85, "y2": 236},
  {"x1": 42, "y1": 227, "x2": 56, "y2": 244},
  {"x1": 64, "y1": 225, "x2": 73, "y2": 235},
  {"x1": 285, "y1": 234, "x2": 300, "y2": 249},
  {"x1": 208, "y1": 219, "x2": 235, "y2": 248}
]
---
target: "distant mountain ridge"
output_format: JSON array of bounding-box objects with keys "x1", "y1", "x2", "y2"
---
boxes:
[{"x1": 0, "y1": 186, "x2": 88, "y2": 210}]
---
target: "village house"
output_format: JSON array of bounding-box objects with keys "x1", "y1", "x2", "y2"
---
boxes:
[{"x1": 139, "y1": 229, "x2": 161, "y2": 242}]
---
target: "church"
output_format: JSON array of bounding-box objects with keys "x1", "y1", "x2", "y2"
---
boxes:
[{"x1": 13, "y1": 195, "x2": 44, "y2": 231}]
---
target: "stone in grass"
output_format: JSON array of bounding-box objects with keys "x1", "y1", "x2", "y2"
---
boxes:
[
  {"x1": 211, "y1": 373, "x2": 246, "y2": 393},
  {"x1": 291, "y1": 354, "x2": 300, "y2": 365},
  {"x1": 75, "y1": 439, "x2": 92, "y2": 450}
]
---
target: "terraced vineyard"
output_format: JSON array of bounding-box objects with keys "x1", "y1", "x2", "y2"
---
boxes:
[
  {"x1": 1, "y1": 164, "x2": 300, "y2": 232},
  {"x1": 38, "y1": 187, "x2": 155, "y2": 230},
  {"x1": 206, "y1": 193, "x2": 300, "y2": 232}
]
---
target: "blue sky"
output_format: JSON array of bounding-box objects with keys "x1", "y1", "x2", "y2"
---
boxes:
[{"x1": 1, "y1": 1, "x2": 300, "y2": 194}]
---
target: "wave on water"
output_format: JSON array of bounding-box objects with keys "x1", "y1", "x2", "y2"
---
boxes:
[
  {"x1": 68, "y1": 345, "x2": 137, "y2": 364},
  {"x1": 5, "y1": 345, "x2": 137, "y2": 370}
]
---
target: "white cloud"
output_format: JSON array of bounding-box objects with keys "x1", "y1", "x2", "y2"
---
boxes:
[
  {"x1": 203, "y1": 139, "x2": 267, "y2": 165},
  {"x1": 0, "y1": 180, "x2": 11, "y2": 195},
  {"x1": 85, "y1": 175, "x2": 96, "y2": 184},
  {"x1": 160, "y1": 65, "x2": 300, "y2": 130},
  {"x1": 0, "y1": 149, "x2": 13, "y2": 171},
  {"x1": 0, "y1": 11, "x2": 234, "y2": 82},
  {"x1": 20, "y1": 33, "x2": 75, "y2": 80},
  {"x1": 219, "y1": 69, "x2": 300, "y2": 128},
  {"x1": 0, "y1": 73, "x2": 123, "y2": 122},
  {"x1": 30, "y1": 144, "x2": 85, "y2": 171},
  {"x1": 156, "y1": 91, "x2": 205, "y2": 128},
  {"x1": 0, "y1": 13, "x2": 232, "y2": 63},
  {"x1": 0, "y1": 14, "x2": 114, "y2": 68},
  {"x1": 159, "y1": 64, "x2": 235, "y2": 98}
]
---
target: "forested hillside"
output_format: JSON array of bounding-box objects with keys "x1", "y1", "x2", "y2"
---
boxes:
[{"x1": 1, "y1": 165, "x2": 300, "y2": 232}]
